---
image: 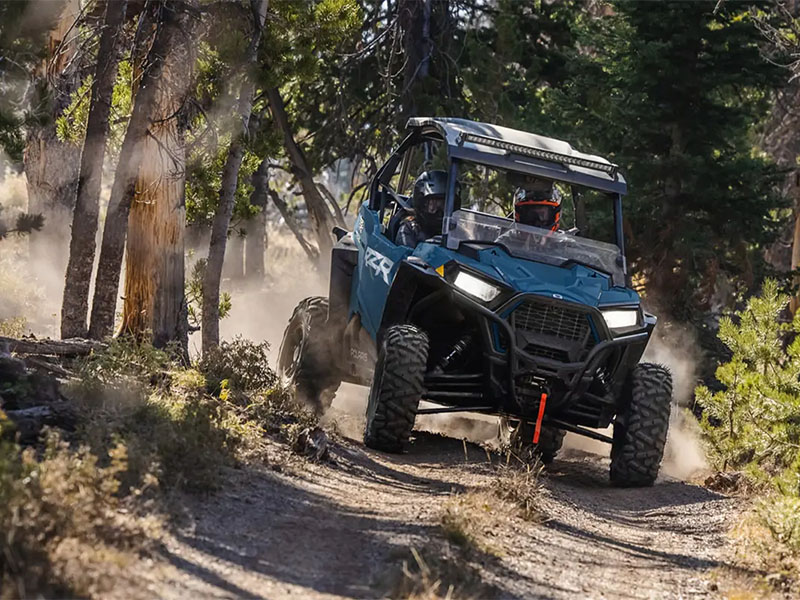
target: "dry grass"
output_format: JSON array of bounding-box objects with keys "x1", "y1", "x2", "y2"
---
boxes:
[
  {"x1": 727, "y1": 504, "x2": 800, "y2": 597},
  {"x1": 440, "y1": 490, "x2": 503, "y2": 555},
  {"x1": 491, "y1": 459, "x2": 545, "y2": 522},
  {"x1": 394, "y1": 546, "x2": 486, "y2": 600},
  {"x1": 0, "y1": 336, "x2": 321, "y2": 597},
  {"x1": 403, "y1": 454, "x2": 548, "y2": 599},
  {"x1": 0, "y1": 421, "x2": 161, "y2": 598},
  {"x1": 66, "y1": 336, "x2": 317, "y2": 491}
]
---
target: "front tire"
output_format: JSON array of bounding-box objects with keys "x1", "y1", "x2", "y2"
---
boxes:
[
  {"x1": 610, "y1": 363, "x2": 672, "y2": 487},
  {"x1": 277, "y1": 297, "x2": 341, "y2": 415},
  {"x1": 364, "y1": 325, "x2": 429, "y2": 453}
]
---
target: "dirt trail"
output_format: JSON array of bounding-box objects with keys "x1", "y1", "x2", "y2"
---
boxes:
[{"x1": 128, "y1": 398, "x2": 743, "y2": 600}]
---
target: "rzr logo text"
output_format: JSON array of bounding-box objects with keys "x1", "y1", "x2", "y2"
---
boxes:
[{"x1": 365, "y1": 247, "x2": 394, "y2": 284}]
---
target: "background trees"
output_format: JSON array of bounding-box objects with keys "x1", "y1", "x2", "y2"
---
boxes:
[
  {"x1": 550, "y1": 1, "x2": 785, "y2": 322},
  {"x1": 0, "y1": 0, "x2": 796, "y2": 368}
]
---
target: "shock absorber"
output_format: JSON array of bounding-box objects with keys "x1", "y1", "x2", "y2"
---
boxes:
[{"x1": 437, "y1": 333, "x2": 473, "y2": 372}]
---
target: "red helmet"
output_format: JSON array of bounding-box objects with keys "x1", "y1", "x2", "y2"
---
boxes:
[{"x1": 513, "y1": 184, "x2": 561, "y2": 231}]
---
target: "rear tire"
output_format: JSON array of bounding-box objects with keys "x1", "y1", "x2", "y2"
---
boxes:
[
  {"x1": 277, "y1": 297, "x2": 341, "y2": 415},
  {"x1": 364, "y1": 325, "x2": 428, "y2": 453},
  {"x1": 610, "y1": 363, "x2": 672, "y2": 487},
  {"x1": 499, "y1": 418, "x2": 565, "y2": 465}
]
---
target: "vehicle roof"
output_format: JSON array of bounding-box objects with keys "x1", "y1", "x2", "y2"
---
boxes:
[{"x1": 406, "y1": 117, "x2": 627, "y2": 195}]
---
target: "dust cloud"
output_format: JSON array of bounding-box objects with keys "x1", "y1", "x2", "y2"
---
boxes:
[
  {"x1": 644, "y1": 323, "x2": 709, "y2": 480},
  {"x1": 188, "y1": 225, "x2": 329, "y2": 358},
  {"x1": 562, "y1": 320, "x2": 710, "y2": 481},
  {"x1": 0, "y1": 168, "x2": 67, "y2": 337}
]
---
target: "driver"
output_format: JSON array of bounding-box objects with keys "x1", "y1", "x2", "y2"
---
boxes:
[
  {"x1": 512, "y1": 177, "x2": 562, "y2": 231},
  {"x1": 396, "y1": 170, "x2": 452, "y2": 247}
]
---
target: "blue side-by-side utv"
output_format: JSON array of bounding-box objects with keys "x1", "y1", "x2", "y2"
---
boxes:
[{"x1": 278, "y1": 118, "x2": 672, "y2": 487}]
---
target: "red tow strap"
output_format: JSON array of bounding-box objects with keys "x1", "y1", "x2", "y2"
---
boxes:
[{"x1": 532, "y1": 392, "x2": 548, "y2": 444}]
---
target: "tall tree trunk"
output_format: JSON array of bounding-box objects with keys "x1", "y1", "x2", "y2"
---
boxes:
[
  {"x1": 245, "y1": 160, "x2": 270, "y2": 278},
  {"x1": 201, "y1": 0, "x2": 267, "y2": 354},
  {"x1": 61, "y1": 0, "x2": 129, "y2": 339},
  {"x1": 244, "y1": 160, "x2": 269, "y2": 280},
  {"x1": 398, "y1": 0, "x2": 432, "y2": 121},
  {"x1": 120, "y1": 35, "x2": 192, "y2": 350},
  {"x1": 266, "y1": 86, "x2": 335, "y2": 259},
  {"x1": 89, "y1": 1, "x2": 193, "y2": 340},
  {"x1": 789, "y1": 181, "x2": 800, "y2": 315},
  {"x1": 244, "y1": 214, "x2": 267, "y2": 280},
  {"x1": 24, "y1": 0, "x2": 82, "y2": 299}
]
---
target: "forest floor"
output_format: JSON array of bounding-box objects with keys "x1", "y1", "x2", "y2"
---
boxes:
[{"x1": 111, "y1": 391, "x2": 767, "y2": 600}]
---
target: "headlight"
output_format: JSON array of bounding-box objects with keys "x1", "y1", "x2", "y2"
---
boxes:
[
  {"x1": 453, "y1": 271, "x2": 501, "y2": 302},
  {"x1": 601, "y1": 308, "x2": 639, "y2": 331}
]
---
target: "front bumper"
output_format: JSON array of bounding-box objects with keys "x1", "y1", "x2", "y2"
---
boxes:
[{"x1": 450, "y1": 290, "x2": 651, "y2": 424}]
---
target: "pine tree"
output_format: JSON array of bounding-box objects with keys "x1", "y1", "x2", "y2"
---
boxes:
[
  {"x1": 696, "y1": 279, "x2": 800, "y2": 478},
  {"x1": 550, "y1": 1, "x2": 786, "y2": 320}
]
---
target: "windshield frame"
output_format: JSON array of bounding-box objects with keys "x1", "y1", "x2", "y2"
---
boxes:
[{"x1": 440, "y1": 157, "x2": 628, "y2": 278}]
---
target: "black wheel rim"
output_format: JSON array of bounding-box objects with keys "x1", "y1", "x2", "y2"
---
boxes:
[{"x1": 280, "y1": 321, "x2": 305, "y2": 379}]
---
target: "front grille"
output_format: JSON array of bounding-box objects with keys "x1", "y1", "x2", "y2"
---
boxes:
[
  {"x1": 514, "y1": 301, "x2": 590, "y2": 342},
  {"x1": 523, "y1": 343, "x2": 570, "y2": 363},
  {"x1": 511, "y1": 298, "x2": 597, "y2": 363}
]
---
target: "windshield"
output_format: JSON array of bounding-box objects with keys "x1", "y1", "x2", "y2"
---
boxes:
[{"x1": 445, "y1": 209, "x2": 625, "y2": 286}]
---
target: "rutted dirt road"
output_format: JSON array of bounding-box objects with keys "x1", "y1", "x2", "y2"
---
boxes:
[{"x1": 127, "y1": 394, "x2": 745, "y2": 600}]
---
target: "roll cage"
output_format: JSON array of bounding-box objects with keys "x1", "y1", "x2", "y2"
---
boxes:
[{"x1": 368, "y1": 117, "x2": 629, "y2": 276}]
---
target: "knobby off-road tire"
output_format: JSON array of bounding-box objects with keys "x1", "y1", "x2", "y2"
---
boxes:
[
  {"x1": 610, "y1": 363, "x2": 672, "y2": 487},
  {"x1": 500, "y1": 418, "x2": 565, "y2": 465},
  {"x1": 364, "y1": 325, "x2": 429, "y2": 453},
  {"x1": 277, "y1": 297, "x2": 341, "y2": 416}
]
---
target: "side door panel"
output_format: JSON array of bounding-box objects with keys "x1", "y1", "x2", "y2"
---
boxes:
[{"x1": 351, "y1": 205, "x2": 412, "y2": 339}]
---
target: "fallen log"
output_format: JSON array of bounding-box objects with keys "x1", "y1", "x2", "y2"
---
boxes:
[
  {"x1": 0, "y1": 336, "x2": 105, "y2": 357},
  {"x1": 4, "y1": 402, "x2": 78, "y2": 444}
]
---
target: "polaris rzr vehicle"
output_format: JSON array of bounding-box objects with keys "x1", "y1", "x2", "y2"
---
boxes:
[{"x1": 279, "y1": 118, "x2": 672, "y2": 487}]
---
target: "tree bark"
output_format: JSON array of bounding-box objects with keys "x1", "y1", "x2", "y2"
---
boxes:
[
  {"x1": 61, "y1": 0, "x2": 129, "y2": 339},
  {"x1": 790, "y1": 187, "x2": 800, "y2": 315},
  {"x1": 398, "y1": 0, "x2": 432, "y2": 121},
  {"x1": 88, "y1": 1, "x2": 192, "y2": 340},
  {"x1": 266, "y1": 86, "x2": 336, "y2": 259},
  {"x1": 120, "y1": 1, "x2": 195, "y2": 352},
  {"x1": 244, "y1": 160, "x2": 269, "y2": 280},
  {"x1": 201, "y1": 0, "x2": 267, "y2": 354},
  {"x1": 23, "y1": 0, "x2": 83, "y2": 299}
]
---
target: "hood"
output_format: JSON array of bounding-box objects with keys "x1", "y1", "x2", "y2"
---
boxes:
[{"x1": 414, "y1": 242, "x2": 639, "y2": 308}]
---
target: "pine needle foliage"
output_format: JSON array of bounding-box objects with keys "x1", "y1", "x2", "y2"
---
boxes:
[{"x1": 696, "y1": 279, "x2": 800, "y2": 482}]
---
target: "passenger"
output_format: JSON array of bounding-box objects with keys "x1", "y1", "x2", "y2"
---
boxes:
[
  {"x1": 512, "y1": 177, "x2": 562, "y2": 231},
  {"x1": 396, "y1": 170, "x2": 450, "y2": 247}
]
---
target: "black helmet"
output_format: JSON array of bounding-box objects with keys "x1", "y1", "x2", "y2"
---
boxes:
[
  {"x1": 512, "y1": 178, "x2": 562, "y2": 231},
  {"x1": 412, "y1": 170, "x2": 452, "y2": 237}
]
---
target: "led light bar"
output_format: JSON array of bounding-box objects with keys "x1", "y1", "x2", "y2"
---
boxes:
[{"x1": 457, "y1": 132, "x2": 618, "y2": 177}]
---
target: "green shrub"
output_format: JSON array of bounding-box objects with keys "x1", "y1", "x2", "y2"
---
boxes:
[
  {"x1": 695, "y1": 279, "x2": 800, "y2": 478},
  {"x1": 696, "y1": 280, "x2": 800, "y2": 582},
  {"x1": 757, "y1": 493, "x2": 800, "y2": 554},
  {"x1": 199, "y1": 336, "x2": 277, "y2": 399},
  {"x1": 76, "y1": 335, "x2": 172, "y2": 389},
  {"x1": 71, "y1": 336, "x2": 313, "y2": 491}
]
